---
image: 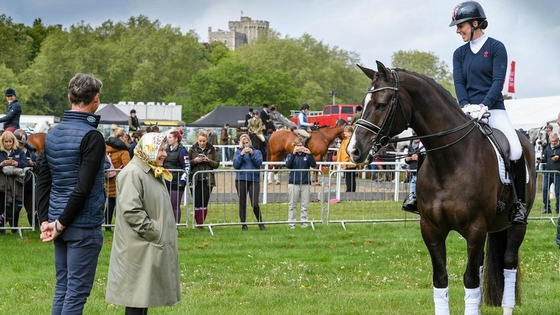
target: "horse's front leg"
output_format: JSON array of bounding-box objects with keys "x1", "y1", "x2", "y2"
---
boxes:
[
  {"x1": 463, "y1": 227, "x2": 487, "y2": 315},
  {"x1": 420, "y1": 219, "x2": 450, "y2": 315}
]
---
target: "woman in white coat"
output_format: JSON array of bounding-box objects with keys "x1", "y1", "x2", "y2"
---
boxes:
[{"x1": 106, "y1": 133, "x2": 180, "y2": 315}]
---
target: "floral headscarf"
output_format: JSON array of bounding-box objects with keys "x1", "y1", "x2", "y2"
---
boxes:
[{"x1": 134, "y1": 133, "x2": 172, "y2": 181}]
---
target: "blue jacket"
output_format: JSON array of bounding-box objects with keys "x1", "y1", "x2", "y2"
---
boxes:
[
  {"x1": 233, "y1": 146, "x2": 263, "y2": 182},
  {"x1": 0, "y1": 99, "x2": 22, "y2": 129},
  {"x1": 45, "y1": 111, "x2": 105, "y2": 228},
  {"x1": 453, "y1": 37, "x2": 507, "y2": 110},
  {"x1": 285, "y1": 152, "x2": 316, "y2": 184}
]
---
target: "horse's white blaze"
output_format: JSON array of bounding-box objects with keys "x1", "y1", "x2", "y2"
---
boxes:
[{"x1": 363, "y1": 92, "x2": 372, "y2": 112}]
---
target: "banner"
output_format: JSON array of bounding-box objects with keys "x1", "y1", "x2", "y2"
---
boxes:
[{"x1": 507, "y1": 61, "x2": 516, "y2": 94}]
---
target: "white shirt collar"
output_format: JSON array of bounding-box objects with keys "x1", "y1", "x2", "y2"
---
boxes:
[{"x1": 469, "y1": 33, "x2": 488, "y2": 54}]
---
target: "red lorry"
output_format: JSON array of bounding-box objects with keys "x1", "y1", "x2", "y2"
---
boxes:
[{"x1": 290, "y1": 104, "x2": 361, "y2": 127}]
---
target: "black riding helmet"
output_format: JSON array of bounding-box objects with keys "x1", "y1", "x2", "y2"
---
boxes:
[
  {"x1": 301, "y1": 103, "x2": 310, "y2": 110},
  {"x1": 449, "y1": 1, "x2": 486, "y2": 27}
]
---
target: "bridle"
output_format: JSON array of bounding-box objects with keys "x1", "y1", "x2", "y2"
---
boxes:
[
  {"x1": 354, "y1": 68, "x2": 479, "y2": 156},
  {"x1": 354, "y1": 69, "x2": 403, "y2": 152}
]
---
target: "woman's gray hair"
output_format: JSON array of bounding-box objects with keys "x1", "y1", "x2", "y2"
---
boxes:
[{"x1": 68, "y1": 73, "x2": 102, "y2": 106}]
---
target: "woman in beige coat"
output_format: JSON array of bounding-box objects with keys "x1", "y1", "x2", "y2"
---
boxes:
[{"x1": 106, "y1": 133, "x2": 180, "y2": 315}]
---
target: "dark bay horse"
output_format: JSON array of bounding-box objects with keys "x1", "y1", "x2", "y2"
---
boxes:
[
  {"x1": 348, "y1": 61, "x2": 535, "y2": 315},
  {"x1": 268, "y1": 126, "x2": 345, "y2": 184}
]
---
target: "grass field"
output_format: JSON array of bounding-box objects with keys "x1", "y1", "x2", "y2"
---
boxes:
[{"x1": 1, "y1": 217, "x2": 560, "y2": 315}]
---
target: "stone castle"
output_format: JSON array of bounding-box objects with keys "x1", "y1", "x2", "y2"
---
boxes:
[{"x1": 208, "y1": 16, "x2": 269, "y2": 50}]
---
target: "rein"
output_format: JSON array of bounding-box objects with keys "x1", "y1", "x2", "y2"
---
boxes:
[{"x1": 354, "y1": 68, "x2": 481, "y2": 159}]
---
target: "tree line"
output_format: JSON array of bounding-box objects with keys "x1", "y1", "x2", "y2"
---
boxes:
[{"x1": 0, "y1": 14, "x2": 453, "y2": 123}]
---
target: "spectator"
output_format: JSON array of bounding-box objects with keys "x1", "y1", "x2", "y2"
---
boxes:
[
  {"x1": 14, "y1": 129, "x2": 38, "y2": 227},
  {"x1": 233, "y1": 134, "x2": 265, "y2": 231},
  {"x1": 285, "y1": 137, "x2": 316, "y2": 229},
  {"x1": 105, "y1": 126, "x2": 131, "y2": 231},
  {"x1": 541, "y1": 133, "x2": 560, "y2": 214},
  {"x1": 129, "y1": 129, "x2": 146, "y2": 159},
  {"x1": 36, "y1": 73, "x2": 105, "y2": 314},
  {"x1": 402, "y1": 133, "x2": 425, "y2": 214},
  {"x1": 337, "y1": 125, "x2": 357, "y2": 192},
  {"x1": 207, "y1": 128, "x2": 218, "y2": 146},
  {"x1": 245, "y1": 108, "x2": 253, "y2": 127},
  {"x1": 0, "y1": 88, "x2": 22, "y2": 132},
  {"x1": 188, "y1": 130, "x2": 220, "y2": 227},
  {"x1": 0, "y1": 130, "x2": 30, "y2": 234},
  {"x1": 128, "y1": 109, "x2": 140, "y2": 135},
  {"x1": 220, "y1": 123, "x2": 232, "y2": 162},
  {"x1": 163, "y1": 129, "x2": 190, "y2": 224},
  {"x1": 106, "y1": 132, "x2": 180, "y2": 314}
]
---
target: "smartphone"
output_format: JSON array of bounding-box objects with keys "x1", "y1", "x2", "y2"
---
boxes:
[
  {"x1": 198, "y1": 153, "x2": 205, "y2": 159},
  {"x1": 244, "y1": 144, "x2": 250, "y2": 149}
]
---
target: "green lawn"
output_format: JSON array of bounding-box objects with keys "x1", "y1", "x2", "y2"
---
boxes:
[{"x1": 1, "y1": 219, "x2": 560, "y2": 314}]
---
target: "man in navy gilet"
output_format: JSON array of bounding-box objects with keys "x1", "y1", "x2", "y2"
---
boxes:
[{"x1": 37, "y1": 73, "x2": 106, "y2": 315}]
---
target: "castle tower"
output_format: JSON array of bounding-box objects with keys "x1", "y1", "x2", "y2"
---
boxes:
[{"x1": 208, "y1": 16, "x2": 269, "y2": 50}]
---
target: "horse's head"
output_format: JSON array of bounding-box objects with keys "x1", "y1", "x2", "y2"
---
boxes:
[
  {"x1": 528, "y1": 127, "x2": 548, "y2": 148},
  {"x1": 348, "y1": 61, "x2": 409, "y2": 163}
]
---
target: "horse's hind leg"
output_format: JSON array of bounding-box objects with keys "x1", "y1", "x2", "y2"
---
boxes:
[{"x1": 502, "y1": 225, "x2": 526, "y2": 314}]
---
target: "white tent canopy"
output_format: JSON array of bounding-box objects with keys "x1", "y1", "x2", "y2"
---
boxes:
[{"x1": 505, "y1": 96, "x2": 560, "y2": 131}]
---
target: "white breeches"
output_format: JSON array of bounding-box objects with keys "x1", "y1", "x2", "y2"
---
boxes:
[{"x1": 488, "y1": 109, "x2": 522, "y2": 160}]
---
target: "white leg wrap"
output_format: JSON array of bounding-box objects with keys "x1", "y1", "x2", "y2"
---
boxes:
[
  {"x1": 464, "y1": 287, "x2": 481, "y2": 315},
  {"x1": 502, "y1": 269, "x2": 517, "y2": 309},
  {"x1": 434, "y1": 287, "x2": 450, "y2": 315}
]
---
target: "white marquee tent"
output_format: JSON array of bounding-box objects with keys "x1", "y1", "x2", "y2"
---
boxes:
[{"x1": 505, "y1": 96, "x2": 560, "y2": 131}]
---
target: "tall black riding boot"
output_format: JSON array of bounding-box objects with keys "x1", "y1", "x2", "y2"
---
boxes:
[
  {"x1": 401, "y1": 154, "x2": 425, "y2": 215},
  {"x1": 509, "y1": 159, "x2": 528, "y2": 225},
  {"x1": 402, "y1": 192, "x2": 419, "y2": 214}
]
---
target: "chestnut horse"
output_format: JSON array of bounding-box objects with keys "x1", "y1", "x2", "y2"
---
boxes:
[
  {"x1": 267, "y1": 126, "x2": 345, "y2": 184},
  {"x1": 348, "y1": 61, "x2": 535, "y2": 315},
  {"x1": 27, "y1": 133, "x2": 47, "y2": 154}
]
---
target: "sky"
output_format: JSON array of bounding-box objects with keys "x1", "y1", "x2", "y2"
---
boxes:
[{"x1": 2, "y1": 0, "x2": 559, "y2": 99}]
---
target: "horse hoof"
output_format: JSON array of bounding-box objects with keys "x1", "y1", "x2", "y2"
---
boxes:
[
  {"x1": 268, "y1": 181, "x2": 273, "y2": 185},
  {"x1": 275, "y1": 181, "x2": 281, "y2": 185}
]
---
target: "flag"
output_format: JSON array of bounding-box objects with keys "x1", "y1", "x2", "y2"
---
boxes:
[
  {"x1": 507, "y1": 61, "x2": 516, "y2": 94},
  {"x1": 241, "y1": 10, "x2": 244, "y2": 15}
]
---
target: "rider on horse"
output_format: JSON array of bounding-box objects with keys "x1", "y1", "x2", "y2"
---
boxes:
[
  {"x1": 248, "y1": 110, "x2": 266, "y2": 143},
  {"x1": 403, "y1": 1, "x2": 528, "y2": 225},
  {"x1": 295, "y1": 103, "x2": 314, "y2": 146}
]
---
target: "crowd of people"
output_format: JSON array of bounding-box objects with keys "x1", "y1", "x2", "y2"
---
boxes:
[{"x1": 1, "y1": 2, "x2": 560, "y2": 312}]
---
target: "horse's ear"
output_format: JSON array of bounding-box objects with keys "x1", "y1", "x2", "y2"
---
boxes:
[
  {"x1": 356, "y1": 64, "x2": 375, "y2": 80},
  {"x1": 376, "y1": 61, "x2": 390, "y2": 81}
]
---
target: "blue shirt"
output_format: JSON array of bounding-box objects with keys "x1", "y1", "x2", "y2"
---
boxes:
[{"x1": 453, "y1": 37, "x2": 507, "y2": 110}]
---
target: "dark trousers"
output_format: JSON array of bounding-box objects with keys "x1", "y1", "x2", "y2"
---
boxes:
[
  {"x1": 344, "y1": 168, "x2": 357, "y2": 192},
  {"x1": 235, "y1": 180, "x2": 262, "y2": 223},
  {"x1": 125, "y1": 307, "x2": 148, "y2": 315},
  {"x1": 543, "y1": 173, "x2": 560, "y2": 211},
  {"x1": 169, "y1": 188, "x2": 185, "y2": 223},
  {"x1": 105, "y1": 197, "x2": 116, "y2": 226},
  {"x1": 191, "y1": 181, "x2": 212, "y2": 225},
  {"x1": 52, "y1": 226, "x2": 103, "y2": 315}
]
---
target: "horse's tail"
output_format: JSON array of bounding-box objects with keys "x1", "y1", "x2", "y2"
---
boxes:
[{"x1": 483, "y1": 229, "x2": 521, "y2": 306}]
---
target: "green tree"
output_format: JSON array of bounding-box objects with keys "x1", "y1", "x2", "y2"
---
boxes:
[{"x1": 391, "y1": 49, "x2": 454, "y2": 96}]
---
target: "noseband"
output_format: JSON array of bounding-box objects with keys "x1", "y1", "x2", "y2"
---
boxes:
[{"x1": 354, "y1": 69, "x2": 401, "y2": 151}]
